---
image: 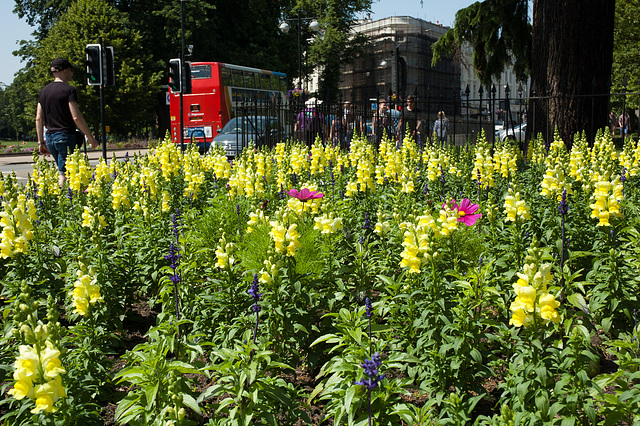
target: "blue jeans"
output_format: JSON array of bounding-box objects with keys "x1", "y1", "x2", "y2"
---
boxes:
[{"x1": 46, "y1": 132, "x2": 75, "y2": 173}]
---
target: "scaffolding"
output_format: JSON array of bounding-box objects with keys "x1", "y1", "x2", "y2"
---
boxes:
[{"x1": 340, "y1": 16, "x2": 459, "y2": 113}]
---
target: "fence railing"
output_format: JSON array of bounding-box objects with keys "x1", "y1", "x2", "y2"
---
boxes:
[{"x1": 223, "y1": 88, "x2": 639, "y2": 154}]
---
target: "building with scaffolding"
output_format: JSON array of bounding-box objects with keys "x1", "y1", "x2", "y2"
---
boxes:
[
  {"x1": 336, "y1": 16, "x2": 459, "y2": 113},
  {"x1": 323, "y1": 15, "x2": 529, "y2": 125}
]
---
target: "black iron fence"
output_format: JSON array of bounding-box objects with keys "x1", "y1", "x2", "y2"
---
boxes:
[{"x1": 221, "y1": 87, "x2": 640, "y2": 154}]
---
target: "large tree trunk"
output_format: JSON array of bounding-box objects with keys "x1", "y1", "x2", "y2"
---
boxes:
[{"x1": 530, "y1": 0, "x2": 615, "y2": 148}]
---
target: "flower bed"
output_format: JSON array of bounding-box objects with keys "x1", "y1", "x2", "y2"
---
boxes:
[{"x1": 0, "y1": 129, "x2": 639, "y2": 424}]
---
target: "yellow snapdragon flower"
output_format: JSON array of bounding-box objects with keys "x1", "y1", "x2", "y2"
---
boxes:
[
  {"x1": 504, "y1": 189, "x2": 531, "y2": 222},
  {"x1": 398, "y1": 213, "x2": 439, "y2": 274},
  {"x1": 247, "y1": 208, "x2": 269, "y2": 233},
  {"x1": 112, "y1": 178, "x2": 132, "y2": 211},
  {"x1": 313, "y1": 213, "x2": 343, "y2": 235},
  {"x1": 269, "y1": 220, "x2": 301, "y2": 257},
  {"x1": 589, "y1": 177, "x2": 623, "y2": 227},
  {"x1": 72, "y1": 264, "x2": 103, "y2": 316},
  {"x1": 214, "y1": 234, "x2": 235, "y2": 270},
  {"x1": 65, "y1": 150, "x2": 91, "y2": 191},
  {"x1": 81, "y1": 206, "x2": 107, "y2": 230},
  {"x1": 509, "y1": 246, "x2": 561, "y2": 328},
  {"x1": 0, "y1": 194, "x2": 38, "y2": 258},
  {"x1": 437, "y1": 207, "x2": 459, "y2": 237},
  {"x1": 8, "y1": 341, "x2": 66, "y2": 413}
]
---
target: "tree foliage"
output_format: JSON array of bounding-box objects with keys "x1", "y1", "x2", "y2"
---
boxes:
[
  {"x1": 304, "y1": 0, "x2": 372, "y2": 102},
  {"x1": 20, "y1": 0, "x2": 162, "y2": 138},
  {"x1": 431, "y1": 0, "x2": 530, "y2": 88},
  {"x1": 13, "y1": 0, "x2": 75, "y2": 38},
  {"x1": 0, "y1": 82, "x2": 31, "y2": 140}
]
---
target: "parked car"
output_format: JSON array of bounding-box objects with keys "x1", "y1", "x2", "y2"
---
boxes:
[
  {"x1": 209, "y1": 116, "x2": 287, "y2": 157},
  {"x1": 494, "y1": 120, "x2": 505, "y2": 140},
  {"x1": 498, "y1": 122, "x2": 527, "y2": 143}
]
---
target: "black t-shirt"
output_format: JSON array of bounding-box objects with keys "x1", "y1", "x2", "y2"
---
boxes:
[
  {"x1": 405, "y1": 107, "x2": 422, "y2": 134},
  {"x1": 38, "y1": 81, "x2": 78, "y2": 133}
]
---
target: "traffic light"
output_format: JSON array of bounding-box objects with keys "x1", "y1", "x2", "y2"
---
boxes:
[
  {"x1": 103, "y1": 46, "x2": 115, "y2": 87},
  {"x1": 169, "y1": 58, "x2": 182, "y2": 93},
  {"x1": 85, "y1": 44, "x2": 102, "y2": 86},
  {"x1": 183, "y1": 61, "x2": 192, "y2": 94}
]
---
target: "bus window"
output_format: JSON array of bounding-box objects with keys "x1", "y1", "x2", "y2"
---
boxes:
[
  {"x1": 279, "y1": 76, "x2": 287, "y2": 92},
  {"x1": 221, "y1": 68, "x2": 232, "y2": 86},
  {"x1": 270, "y1": 75, "x2": 280, "y2": 91},
  {"x1": 261, "y1": 74, "x2": 271, "y2": 90},
  {"x1": 191, "y1": 64, "x2": 211, "y2": 79},
  {"x1": 232, "y1": 70, "x2": 244, "y2": 87},
  {"x1": 244, "y1": 72, "x2": 256, "y2": 88}
]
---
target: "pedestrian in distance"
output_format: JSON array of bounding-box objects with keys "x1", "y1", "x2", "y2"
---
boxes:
[
  {"x1": 36, "y1": 58, "x2": 99, "y2": 186},
  {"x1": 372, "y1": 100, "x2": 395, "y2": 146},
  {"x1": 618, "y1": 110, "x2": 630, "y2": 137},
  {"x1": 329, "y1": 101, "x2": 363, "y2": 150},
  {"x1": 433, "y1": 110, "x2": 450, "y2": 147},
  {"x1": 294, "y1": 97, "x2": 328, "y2": 146},
  {"x1": 608, "y1": 111, "x2": 617, "y2": 136},
  {"x1": 397, "y1": 95, "x2": 422, "y2": 148}
]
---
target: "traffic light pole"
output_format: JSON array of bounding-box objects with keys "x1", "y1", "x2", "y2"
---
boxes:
[
  {"x1": 100, "y1": 84, "x2": 106, "y2": 159},
  {"x1": 99, "y1": 37, "x2": 107, "y2": 159}
]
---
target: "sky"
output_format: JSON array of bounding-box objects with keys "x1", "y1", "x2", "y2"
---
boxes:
[
  {"x1": 0, "y1": 0, "x2": 477, "y2": 86},
  {"x1": 368, "y1": 0, "x2": 476, "y2": 26}
]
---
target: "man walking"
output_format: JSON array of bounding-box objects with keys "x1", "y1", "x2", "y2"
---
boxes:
[{"x1": 36, "y1": 58, "x2": 99, "y2": 186}]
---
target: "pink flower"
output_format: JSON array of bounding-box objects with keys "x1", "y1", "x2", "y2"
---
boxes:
[
  {"x1": 448, "y1": 198, "x2": 482, "y2": 226},
  {"x1": 287, "y1": 188, "x2": 324, "y2": 202}
]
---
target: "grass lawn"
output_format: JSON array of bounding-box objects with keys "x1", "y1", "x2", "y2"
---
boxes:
[{"x1": 0, "y1": 139, "x2": 37, "y2": 154}]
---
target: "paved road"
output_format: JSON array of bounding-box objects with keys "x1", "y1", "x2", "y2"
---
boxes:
[{"x1": 0, "y1": 148, "x2": 149, "y2": 185}]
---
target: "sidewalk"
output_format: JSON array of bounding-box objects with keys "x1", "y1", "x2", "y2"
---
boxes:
[{"x1": 0, "y1": 148, "x2": 150, "y2": 167}]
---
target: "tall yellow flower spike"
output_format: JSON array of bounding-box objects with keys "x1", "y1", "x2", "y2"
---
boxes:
[{"x1": 509, "y1": 244, "x2": 561, "y2": 328}]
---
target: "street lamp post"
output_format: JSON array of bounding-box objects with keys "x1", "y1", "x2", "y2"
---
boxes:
[
  {"x1": 279, "y1": 11, "x2": 322, "y2": 90},
  {"x1": 380, "y1": 44, "x2": 406, "y2": 103}
]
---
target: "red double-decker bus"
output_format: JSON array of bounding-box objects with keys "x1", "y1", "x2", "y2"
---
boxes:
[{"x1": 169, "y1": 62, "x2": 288, "y2": 150}]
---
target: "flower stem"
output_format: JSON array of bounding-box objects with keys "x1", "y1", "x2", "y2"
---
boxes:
[{"x1": 368, "y1": 388, "x2": 372, "y2": 426}]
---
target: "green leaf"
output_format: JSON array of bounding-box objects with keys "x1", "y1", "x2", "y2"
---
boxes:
[
  {"x1": 516, "y1": 382, "x2": 529, "y2": 401},
  {"x1": 217, "y1": 397, "x2": 236, "y2": 412},
  {"x1": 115, "y1": 366, "x2": 148, "y2": 383},
  {"x1": 115, "y1": 393, "x2": 144, "y2": 424},
  {"x1": 470, "y1": 348, "x2": 482, "y2": 364},
  {"x1": 534, "y1": 366, "x2": 547, "y2": 382},
  {"x1": 308, "y1": 382, "x2": 324, "y2": 404},
  {"x1": 344, "y1": 385, "x2": 356, "y2": 412},
  {"x1": 535, "y1": 392, "x2": 549, "y2": 416},
  {"x1": 566, "y1": 293, "x2": 589, "y2": 314},
  {"x1": 181, "y1": 393, "x2": 202, "y2": 415},
  {"x1": 198, "y1": 384, "x2": 224, "y2": 403},
  {"x1": 583, "y1": 401, "x2": 597, "y2": 424},
  {"x1": 144, "y1": 383, "x2": 159, "y2": 411},
  {"x1": 167, "y1": 360, "x2": 204, "y2": 375}
]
